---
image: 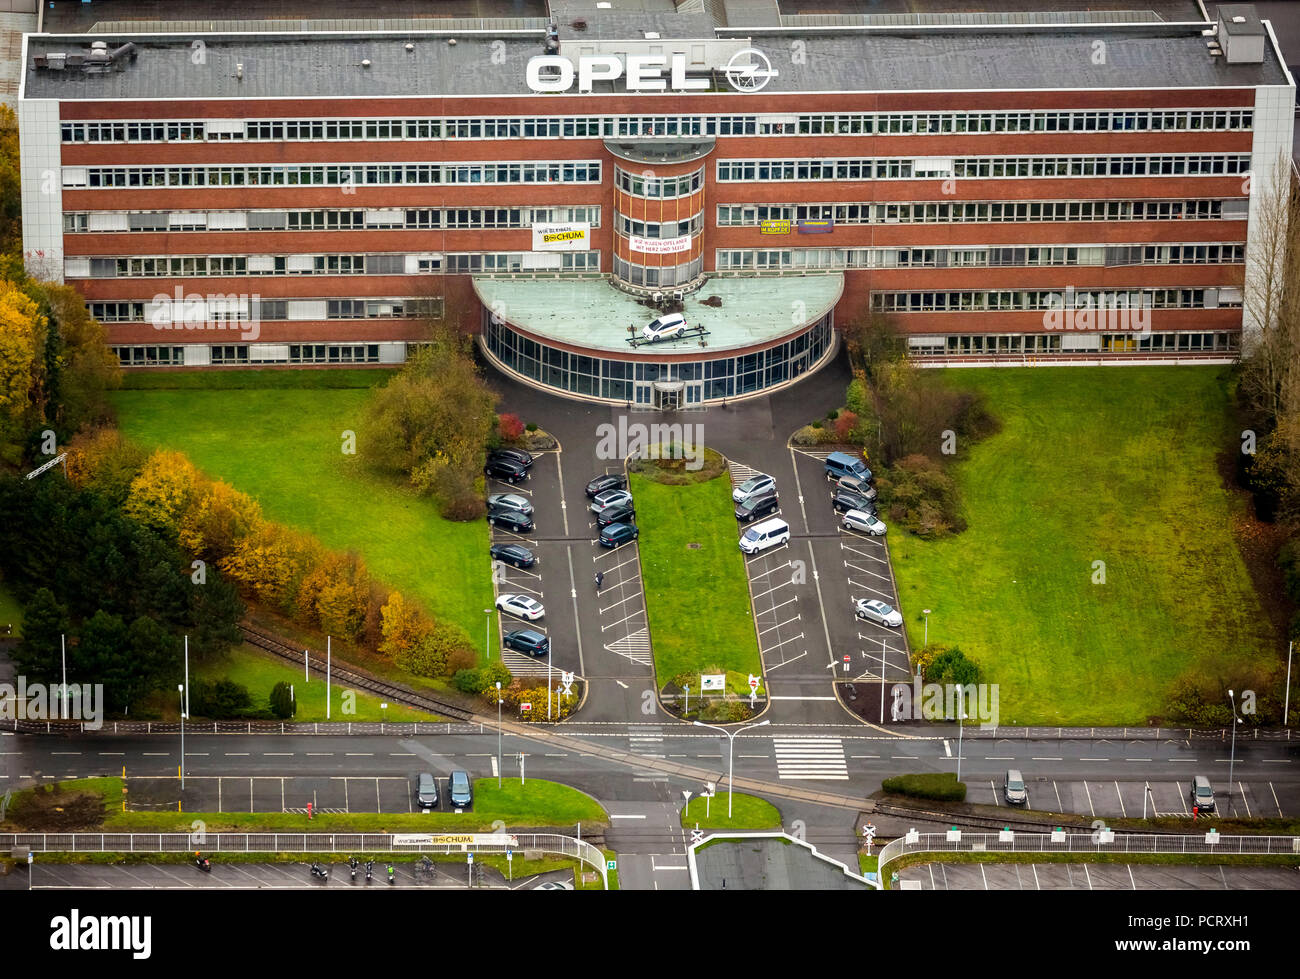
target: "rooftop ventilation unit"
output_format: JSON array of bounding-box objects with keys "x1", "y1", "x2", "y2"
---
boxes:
[
  {"x1": 32, "y1": 41, "x2": 136, "y2": 73},
  {"x1": 1216, "y1": 4, "x2": 1265, "y2": 64}
]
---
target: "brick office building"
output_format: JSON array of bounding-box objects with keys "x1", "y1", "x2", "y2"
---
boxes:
[{"x1": 16, "y1": 4, "x2": 1295, "y2": 405}]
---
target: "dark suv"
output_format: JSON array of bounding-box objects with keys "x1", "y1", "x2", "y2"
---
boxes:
[
  {"x1": 503, "y1": 629, "x2": 550, "y2": 656},
  {"x1": 833, "y1": 488, "x2": 878, "y2": 515},
  {"x1": 485, "y1": 457, "x2": 529, "y2": 484},
  {"x1": 735, "y1": 492, "x2": 780, "y2": 523},
  {"x1": 596, "y1": 502, "x2": 636, "y2": 528},
  {"x1": 489, "y1": 447, "x2": 534, "y2": 470},
  {"x1": 599, "y1": 522, "x2": 639, "y2": 548},
  {"x1": 586, "y1": 473, "x2": 628, "y2": 498}
]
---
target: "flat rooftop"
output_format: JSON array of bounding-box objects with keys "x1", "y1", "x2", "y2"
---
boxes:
[
  {"x1": 692, "y1": 836, "x2": 873, "y2": 890},
  {"x1": 472, "y1": 273, "x2": 843, "y2": 355},
  {"x1": 22, "y1": 21, "x2": 1290, "y2": 100}
]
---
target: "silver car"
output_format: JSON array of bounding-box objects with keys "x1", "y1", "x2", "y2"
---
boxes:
[
  {"x1": 590, "y1": 489, "x2": 633, "y2": 514},
  {"x1": 842, "y1": 509, "x2": 887, "y2": 536},
  {"x1": 487, "y1": 493, "x2": 534, "y2": 517},
  {"x1": 854, "y1": 598, "x2": 903, "y2": 628},
  {"x1": 732, "y1": 473, "x2": 775, "y2": 503}
]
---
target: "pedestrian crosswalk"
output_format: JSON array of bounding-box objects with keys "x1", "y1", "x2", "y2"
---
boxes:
[
  {"x1": 628, "y1": 725, "x2": 665, "y2": 759},
  {"x1": 604, "y1": 628, "x2": 652, "y2": 666},
  {"x1": 772, "y1": 736, "x2": 849, "y2": 780}
]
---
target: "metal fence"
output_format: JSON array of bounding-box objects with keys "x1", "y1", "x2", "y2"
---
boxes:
[
  {"x1": 5, "y1": 719, "x2": 486, "y2": 736},
  {"x1": 0, "y1": 832, "x2": 608, "y2": 888},
  {"x1": 877, "y1": 831, "x2": 1300, "y2": 884}
]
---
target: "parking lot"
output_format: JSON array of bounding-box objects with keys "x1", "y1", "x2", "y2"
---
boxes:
[
  {"x1": 587, "y1": 468, "x2": 652, "y2": 672},
  {"x1": 898, "y1": 861, "x2": 1300, "y2": 890},
  {"x1": 964, "y1": 776, "x2": 1295, "y2": 820},
  {"x1": 125, "y1": 775, "x2": 469, "y2": 814}
]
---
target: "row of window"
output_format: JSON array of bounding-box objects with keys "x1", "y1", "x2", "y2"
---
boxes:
[
  {"x1": 716, "y1": 199, "x2": 1239, "y2": 226},
  {"x1": 60, "y1": 108, "x2": 1254, "y2": 144},
  {"x1": 717, "y1": 155, "x2": 1251, "y2": 182},
  {"x1": 714, "y1": 243, "x2": 1244, "y2": 271},
  {"x1": 89, "y1": 299, "x2": 437, "y2": 322},
  {"x1": 441, "y1": 252, "x2": 600, "y2": 274},
  {"x1": 113, "y1": 344, "x2": 385, "y2": 366},
  {"x1": 870, "y1": 289, "x2": 1239, "y2": 312},
  {"x1": 612, "y1": 255, "x2": 704, "y2": 288},
  {"x1": 614, "y1": 166, "x2": 703, "y2": 200},
  {"x1": 614, "y1": 213, "x2": 703, "y2": 239},
  {"x1": 74, "y1": 162, "x2": 603, "y2": 189},
  {"x1": 64, "y1": 206, "x2": 601, "y2": 233},
  {"x1": 908, "y1": 332, "x2": 1237, "y2": 355},
  {"x1": 79, "y1": 255, "x2": 412, "y2": 277}
]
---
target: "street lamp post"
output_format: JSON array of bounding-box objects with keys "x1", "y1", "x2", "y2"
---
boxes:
[
  {"x1": 1227, "y1": 689, "x2": 1240, "y2": 808},
  {"x1": 922, "y1": 609, "x2": 931, "y2": 649},
  {"x1": 484, "y1": 609, "x2": 493, "y2": 661},
  {"x1": 496, "y1": 681, "x2": 503, "y2": 788},
  {"x1": 693, "y1": 719, "x2": 770, "y2": 818},
  {"x1": 955, "y1": 686, "x2": 966, "y2": 783},
  {"x1": 178, "y1": 684, "x2": 186, "y2": 790}
]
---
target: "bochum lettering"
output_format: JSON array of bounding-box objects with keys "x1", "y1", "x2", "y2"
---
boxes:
[{"x1": 526, "y1": 54, "x2": 709, "y2": 93}]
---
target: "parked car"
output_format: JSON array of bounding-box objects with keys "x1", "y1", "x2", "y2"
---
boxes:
[
  {"x1": 486, "y1": 492, "x2": 534, "y2": 517},
  {"x1": 415, "y1": 772, "x2": 439, "y2": 810},
  {"x1": 599, "y1": 522, "x2": 639, "y2": 548},
  {"x1": 825, "y1": 451, "x2": 872, "y2": 483},
  {"x1": 489, "y1": 447, "x2": 534, "y2": 470},
  {"x1": 495, "y1": 594, "x2": 545, "y2": 621},
  {"x1": 503, "y1": 628, "x2": 550, "y2": 657},
  {"x1": 535, "y1": 880, "x2": 574, "y2": 890},
  {"x1": 590, "y1": 489, "x2": 634, "y2": 514},
  {"x1": 596, "y1": 502, "x2": 637, "y2": 528},
  {"x1": 833, "y1": 488, "x2": 878, "y2": 515},
  {"x1": 448, "y1": 770, "x2": 473, "y2": 809},
  {"x1": 485, "y1": 457, "x2": 529, "y2": 484},
  {"x1": 489, "y1": 543, "x2": 537, "y2": 569},
  {"x1": 732, "y1": 473, "x2": 776, "y2": 503},
  {"x1": 738, "y1": 518, "x2": 790, "y2": 555},
  {"x1": 837, "y1": 475, "x2": 877, "y2": 501},
  {"x1": 1190, "y1": 775, "x2": 1216, "y2": 813},
  {"x1": 735, "y1": 491, "x2": 780, "y2": 523},
  {"x1": 585, "y1": 473, "x2": 628, "y2": 498},
  {"x1": 486, "y1": 506, "x2": 533, "y2": 533},
  {"x1": 1004, "y1": 769, "x2": 1028, "y2": 806},
  {"x1": 854, "y1": 598, "x2": 903, "y2": 627},
  {"x1": 642, "y1": 313, "x2": 687, "y2": 342},
  {"x1": 842, "y1": 509, "x2": 886, "y2": 536}
]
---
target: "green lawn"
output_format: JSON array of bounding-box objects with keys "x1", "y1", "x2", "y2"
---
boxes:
[
  {"x1": 0, "y1": 577, "x2": 22, "y2": 638},
  {"x1": 680, "y1": 792, "x2": 781, "y2": 829},
  {"x1": 887, "y1": 366, "x2": 1277, "y2": 725},
  {"x1": 192, "y1": 643, "x2": 434, "y2": 722},
  {"x1": 632, "y1": 473, "x2": 763, "y2": 684},
  {"x1": 112, "y1": 381, "x2": 497, "y2": 658}
]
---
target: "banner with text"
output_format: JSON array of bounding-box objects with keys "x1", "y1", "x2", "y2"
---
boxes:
[
  {"x1": 629, "y1": 234, "x2": 692, "y2": 255},
  {"x1": 532, "y1": 223, "x2": 591, "y2": 251}
]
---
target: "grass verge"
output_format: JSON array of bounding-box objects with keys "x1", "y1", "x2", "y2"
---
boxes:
[
  {"x1": 632, "y1": 469, "x2": 762, "y2": 685},
  {"x1": 680, "y1": 793, "x2": 782, "y2": 830},
  {"x1": 885, "y1": 366, "x2": 1277, "y2": 725}
]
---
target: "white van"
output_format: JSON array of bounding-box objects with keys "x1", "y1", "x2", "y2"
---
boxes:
[{"x1": 738, "y1": 518, "x2": 790, "y2": 555}]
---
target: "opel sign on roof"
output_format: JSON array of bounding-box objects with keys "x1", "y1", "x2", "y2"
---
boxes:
[{"x1": 526, "y1": 46, "x2": 776, "y2": 94}]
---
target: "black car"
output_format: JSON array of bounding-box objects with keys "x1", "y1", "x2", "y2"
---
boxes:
[
  {"x1": 485, "y1": 457, "x2": 529, "y2": 484},
  {"x1": 490, "y1": 543, "x2": 537, "y2": 568},
  {"x1": 598, "y1": 522, "x2": 639, "y2": 548},
  {"x1": 503, "y1": 629, "x2": 550, "y2": 657},
  {"x1": 735, "y1": 491, "x2": 780, "y2": 523},
  {"x1": 585, "y1": 473, "x2": 628, "y2": 498},
  {"x1": 487, "y1": 506, "x2": 533, "y2": 532},
  {"x1": 489, "y1": 447, "x2": 534, "y2": 470},
  {"x1": 596, "y1": 502, "x2": 636, "y2": 528},
  {"x1": 833, "y1": 489, "x2": 878, "y2": 515}
]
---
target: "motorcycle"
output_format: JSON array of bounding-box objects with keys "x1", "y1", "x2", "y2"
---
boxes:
[
  {"x1": 386, "y1": 863, "x2": 395, "y2": 885},
  {"x1": 349, "y1": 856, "x2": 358, "y2": 881},
  {"x1": 365, "y1": 859, "x2": 374, "y2": 882},
  {"x1": 194, "y1": 855, "x2": 211, "y2": 873},
  {"x1": 310, "y1": 862, "x2": 328, "y2": 880}
]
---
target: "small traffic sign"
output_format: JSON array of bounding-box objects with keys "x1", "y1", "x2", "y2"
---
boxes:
[
  {"x1": 747, "y1": 674, "x2": 759, "y2": 692},
  {"x1": 690, "y1": 829, "x2": 704, "y2": 845},
  {"x1": 468, "y1": 853, "x2": 474, "y2": 864},
  {"x1": 607, "y1": 860, "x2": 617, "y2": 870},
  {"x1": 521, "y1": 702, "x2": 532, "y2": 712}
]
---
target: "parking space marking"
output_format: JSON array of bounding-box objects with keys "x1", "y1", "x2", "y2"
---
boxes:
[
  {"x1": 758, "y1": 615, "x2": 802, "y2": 636},
  {"x1": 1084, "y1": 781, "x2": 1095, "y2": 817},
  {"x1": 1053, "y1": 781, "x2": 1064, "y2": 811},
  {"x1": 1269, "y1": 782, "x2": 1283, "y2": 817},
  {"x1": 1114, "y1": 780, "x2": 1126, "y2": 817}
]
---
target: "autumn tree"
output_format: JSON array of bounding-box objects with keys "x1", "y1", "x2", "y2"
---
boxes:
[
  {"x1": 378, "y1": 591, "x2": 434, "y2": 661},
  {"x1": 0, "y1": 283, "x2": 45, "y2": 462},
  {"x1": 124, "y1": 449, "x2": 202, "y2": 539},
  {"x1": 178, "y1": 479, "x2": 263, "y2": 563}
]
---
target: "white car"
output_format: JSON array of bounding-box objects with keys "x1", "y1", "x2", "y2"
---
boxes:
[
  {"x1": 590, "y1": 489, "x2": 633, "y2": 514},
  {"x1": 732, "y1": 473, "x2": 775, "y2": 503},
  {"x1": 495, "y1": 594, "x2": 545, "y2": 621},
  {"x1": 642, "y1": 313, "x2": 687, "y2": 342},
  {"x1": 535, "y1": 880, "x2": 574, "y2": 890},
  {"x1": 486, "y1": 493, "x2": 534, "y2": 517},
  {"x1": 842, "y1": 509, "x2": 886, "y2": 536},
  {"x1": 854, "y1": 598, "x2": 903, "y2": 628}
]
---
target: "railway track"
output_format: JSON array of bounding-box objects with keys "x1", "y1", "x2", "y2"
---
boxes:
[{"x1": 238, "y1": 624, "x2": 476, "y2": 723}]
